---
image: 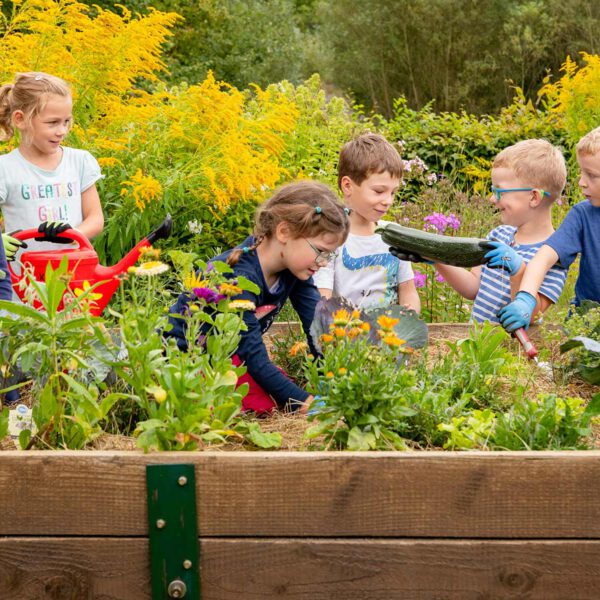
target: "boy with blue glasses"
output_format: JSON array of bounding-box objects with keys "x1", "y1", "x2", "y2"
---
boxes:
[
  {"x1": 500, "y1": 128, "x2": 600, "y2": 332},
  {"x1": 393, "y1": 139, "x2": 567, "y2": 325}
]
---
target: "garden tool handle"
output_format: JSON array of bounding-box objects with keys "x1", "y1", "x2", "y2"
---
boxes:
[
  {"x1": 9, "y1": 227, "x2": 93, "y2": 250},
  {"x1": 514, "y1": 327, "x2": 538, "y2": 360}
]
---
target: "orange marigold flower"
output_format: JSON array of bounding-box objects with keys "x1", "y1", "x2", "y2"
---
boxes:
[
  {"x1": 377, "y1": 315, "x2": 400, "y2": 331},
  {"x1": 334, "y1": 327, "x2": 346, "y2": 338},
  {"x1": 219, "y1": 282, "x2": 243, "y2": 296},
  {"x1": 320, "y1": 333, "x2": 334, "y2": 344},
  {"x1": 338, "y1": 367, "x2": 347, "y2": 375},
  {"x1": 326, "y1": 371, "x2": 334, "y2": 379},
  {"x1": 382, "y1": 335, "x2": 406, "y2": 348},
  {"x1": 289, "y1": 341, "x2": 309, "y2": 357},
  {"x1": 332, "y1": 309, "x2": 351, "y2": 326},
  {"x1": 360, "y1": 322, "x2": 371, "y2": 332},
  {"x1": 347, "y1": 327, "x2": 362, "y2": 338},
  {"x1": 351, "y1": 309, "x2": 361, "y2": 320}
]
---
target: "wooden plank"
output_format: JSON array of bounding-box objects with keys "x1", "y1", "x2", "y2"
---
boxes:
[
  {"x1": 1, "y1": 451, "x2": 600, "y2": 538},
  {"x1": 1, "y1": 538, "x2": 600, "y2": 599}
]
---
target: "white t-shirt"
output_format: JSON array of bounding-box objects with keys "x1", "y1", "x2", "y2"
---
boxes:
[
  {"x1": 0, "y1": 146, "x2": 102, "y2": 254},
  {"x1": 312, "y1": 226, "x2": 414, "y2": 310}
]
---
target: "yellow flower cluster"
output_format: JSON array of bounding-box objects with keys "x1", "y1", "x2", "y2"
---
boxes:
[
  {"x1": 121, "y1": 169, "x2": 163, "y2": 211},
  {"x1": 320, "y1": 309, "x2": 370, "y2": 345}
]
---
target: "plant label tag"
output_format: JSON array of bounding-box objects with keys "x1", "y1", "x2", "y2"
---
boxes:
[{"x1": 8, "y1": 404, "x2": 36, "y2": 439}]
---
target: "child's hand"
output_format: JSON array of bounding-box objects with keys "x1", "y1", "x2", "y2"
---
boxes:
[
  {"x1": 389, "y1": 246, "x2": 433, "y2": 264},
  {"x1": 484, "y1": 241, "x2": 523, "y2": 275},
  {"x1": 497, "y1": 291, "x2": 537, "y2": 332},
  {"x1": 35, "y1": 221, "x2": 73, "y2": 244},
  {"x1": 2, "y1": 232, "x2": 27, "y2": 261}
]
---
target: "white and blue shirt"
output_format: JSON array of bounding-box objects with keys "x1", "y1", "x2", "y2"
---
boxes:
[
  {"x1": 472, "y1": 225, "x2": 567, "y2": 323},
  {"x1": 312, "y1": 224, "x2": 414, "y2": 310}
]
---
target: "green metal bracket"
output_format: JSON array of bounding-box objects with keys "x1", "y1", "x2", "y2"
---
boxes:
[{"x1": 147, "y1": 464, "x2": 200, "y2": 599}]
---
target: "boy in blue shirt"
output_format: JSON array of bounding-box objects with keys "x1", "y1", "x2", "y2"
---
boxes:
[{"x1": 500, "y1": 128, "x2": 600, "y2": 332}]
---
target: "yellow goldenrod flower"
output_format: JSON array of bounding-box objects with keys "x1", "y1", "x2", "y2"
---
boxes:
[
  {"x1": 320, "y1": 333, "x2": 334, "y2": 344},
  {"x1": 377, "y1": 315, "x2": 400, "y2": 331},
  {"x1": 219, "y1": 282, "x2": 242, "y2": 296},
  {"x1": 121, "y1": 169, "x2": 163, "y2": 211},
  {"x1": 132, "y1": 261, "x2": 169, "y2": 277},
  {"x1": 97, "y1": 157, "x2": 122, "y2": 168},
  {"x1": 332, "y1": 309, "x2": 351, "y2": 326},
  {"x1": 228, "y1": 300, "x2": 256, "y2": 311},
  {"x1": 289, "y1": 341, "x2": 309, "y2": 357}
]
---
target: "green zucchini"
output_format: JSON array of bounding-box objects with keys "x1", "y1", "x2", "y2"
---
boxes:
[{"x1": 376, "y1": 221, "x2": 490, "y2": 267}]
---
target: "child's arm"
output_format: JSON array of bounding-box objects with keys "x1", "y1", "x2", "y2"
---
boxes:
[
  {"x1": 498, "y1": 245, "x2": 560, "y2": 332},
  {"x1": 398, "y1": 279, "x2": 421, "y2": 313},
  {"x1": 77, "y1": 184, "x2": 104, "y2": 239},
  {"x1": 433, "y1": 263, "x2": 482, "y2": 300}
]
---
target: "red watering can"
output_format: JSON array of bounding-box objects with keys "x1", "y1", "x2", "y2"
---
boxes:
[{"x1": 8, "y1": 215, "x2": 172, "y2": 315}]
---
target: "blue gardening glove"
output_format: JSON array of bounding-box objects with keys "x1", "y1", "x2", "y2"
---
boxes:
[
  {"x1": 307, "y1": 395, "x2": 325, "y2": 416},
  {"x1": 389, "y1": 246, "x2": 433, "y2": 265},
  {"x1": 2, "y1": 232, "x2": 27, "y2": 261},
  {"x1": 484, "y1": 241, "x2": 523, "y2": 276},
  {"x1": 497, "y1": 291, "x2": 537, "y2": 332},
  {"x1": 35, "y1": 221, "x2": 73, "y2": 244}
]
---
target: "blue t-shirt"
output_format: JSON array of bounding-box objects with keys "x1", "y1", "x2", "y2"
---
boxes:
[
  {"x1": 545, "y1": 200, "x2": 600, "y2": 306},
  {"x1": 472, "y1": 225, "x2": 567, "y2": 323},
  {"x1": 0, "y1": 236, "x2": 10, "y2": 300},
  {"x1": 165, "y1": 236, "x2": 321, "y2": 409}
]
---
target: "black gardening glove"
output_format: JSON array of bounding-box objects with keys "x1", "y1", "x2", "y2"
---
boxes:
[
  {"x1": 389, "y1": 246, "x2": 433, "y2": 264},
  {"x1": 35, "y1": 221, "x2": 73, "y2": 244}
]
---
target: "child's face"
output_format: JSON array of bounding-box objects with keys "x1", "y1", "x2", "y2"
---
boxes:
[
  {"x1": 17, "y1": 93, "x2": 73, "y2": 156},
  {"x1": 489, "y1": 167, "x2": 538, "y2": 227},
  {"x1": 341, "y1": 171, "x2": 400, "y2": 224},
  {"x1": 285, "y1": 231, "x2": 342, "y2": 281},
  {"x1": 577, "y1": 151, "x2": 600, "y2": 207}
]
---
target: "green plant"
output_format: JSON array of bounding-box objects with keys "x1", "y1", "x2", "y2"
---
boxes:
[
  {"x1": 0, "y1": 258, "x2": 123, "y2": 449},
  {"x1": 303, "y1": 302, "x2": 427, "y2": 450}
]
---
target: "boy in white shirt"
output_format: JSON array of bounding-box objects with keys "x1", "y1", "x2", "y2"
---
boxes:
[{"x1": 313, "y1": 133, "x2": 420, "y2": 312}]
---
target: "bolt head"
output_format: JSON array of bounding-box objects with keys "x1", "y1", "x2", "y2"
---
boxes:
[
  {"x1": 183, "y1": 559, "x2": 192, "y2": 569},
  {"x1": 156, "y1": 518, "x2": 166, "y2": 529},
  {"x1": 178, "y1": 475, "x2": 188, "y2": 486}
]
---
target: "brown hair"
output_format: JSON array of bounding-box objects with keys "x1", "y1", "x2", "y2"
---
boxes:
[
  {"x1": 337, "y1": 133, "x2": 403, "y2": 188},
  {"x1": 492, "y1": 138, "x2": 566, "y2": 202},
  {"x1": 0, "y1": 72, "x2": 71, "y2": 141},
  {"x1": 227, "y1": 180, "x2": 350, "y2": 266}
]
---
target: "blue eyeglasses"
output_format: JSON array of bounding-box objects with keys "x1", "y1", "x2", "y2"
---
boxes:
[{"x1": 490, "y1": 186, "x2": 551, "y2": 202}]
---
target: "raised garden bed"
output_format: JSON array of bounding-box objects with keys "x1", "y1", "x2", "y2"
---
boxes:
[{"x1": 1, "y1": 451, "x2": 600, "y2": 599}]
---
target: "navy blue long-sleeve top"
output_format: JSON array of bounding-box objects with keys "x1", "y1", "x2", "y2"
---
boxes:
[
  {"x1": 0, "y1": 238, "x2": 11, "y2": 301},
  {"x1": 165, "y1": 236, "x2": 321, "y2": 409}
]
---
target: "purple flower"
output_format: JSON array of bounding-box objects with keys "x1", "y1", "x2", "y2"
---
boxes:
[
  {"x1": 414, "y1": 271, "x2": 427, "y2": 288},
  {"x1": 424, "y1": 212, "x2": 461, "y2": 234},
  {"x1": 435, "y1": 272, "x2": 445, "y2": 283},
  {"x1": 193, "y1": 287, "x2": 225, "y2": 304}
]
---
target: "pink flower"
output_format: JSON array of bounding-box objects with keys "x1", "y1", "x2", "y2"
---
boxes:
[
  {"x1": 435, "y1": 272, "x2": 445, "y2": 283},
  {"x1": 414, "y1": 271, "x2": 427, "y2": 288},
  {"x1": 424, "y1": 212, "x2": 461, "y2": 234}
]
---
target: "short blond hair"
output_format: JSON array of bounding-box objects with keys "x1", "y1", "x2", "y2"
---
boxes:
[
  {"x1": 338, "y1": 133, "x2": 403, "y2": 189},
  {"x1": 492, "y1": 139, "x2": 566, "y2": 202},
  {"x1": 576, "y1": 126, "x2": 600, "y2": 156}
]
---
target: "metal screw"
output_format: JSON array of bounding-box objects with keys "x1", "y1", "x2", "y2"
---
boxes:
[
  {"x1": 156, "y1": 519, "x2": 166, "y2": 529},
  {"x1": 167, "y1": 579, "x2": 187, "y2": 598},
  {"x1": 178, "y1": 475, "x2": 188, "y2": 486},
  {"x1": 183, "y1": 559, "x2": 192, "y2": 569}
]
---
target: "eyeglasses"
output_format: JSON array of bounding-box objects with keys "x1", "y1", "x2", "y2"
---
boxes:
[
  {"x1": 490, "y1": 186, "x2": 550, "y2": 202},
  {"x1": 304, "y1": 238, "x2": 338, "y2": 265}
]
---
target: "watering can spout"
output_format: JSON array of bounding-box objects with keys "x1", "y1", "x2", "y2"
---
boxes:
[{"x1": 98, "y1": 214, "x2": 173, "y2": 279}]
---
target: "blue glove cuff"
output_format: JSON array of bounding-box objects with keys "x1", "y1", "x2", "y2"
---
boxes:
[{"x1": 515, "y1": 290, "x2": 537, "y2": 312}]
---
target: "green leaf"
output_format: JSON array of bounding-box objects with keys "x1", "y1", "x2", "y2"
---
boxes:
[
  {"x1": 244, "y1": 422, "x2": 282, "y2": 448},
  {"x1": 347, "y1": 427, "x2": 376, "y2": 450},
  {"x1": 19, "y1": 429, "x2": 32, "y2": 450}
]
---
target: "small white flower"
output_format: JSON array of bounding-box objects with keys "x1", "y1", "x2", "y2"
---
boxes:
[{"x1": 187, "y1": 220, "x2": 203, "y2": 235}]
